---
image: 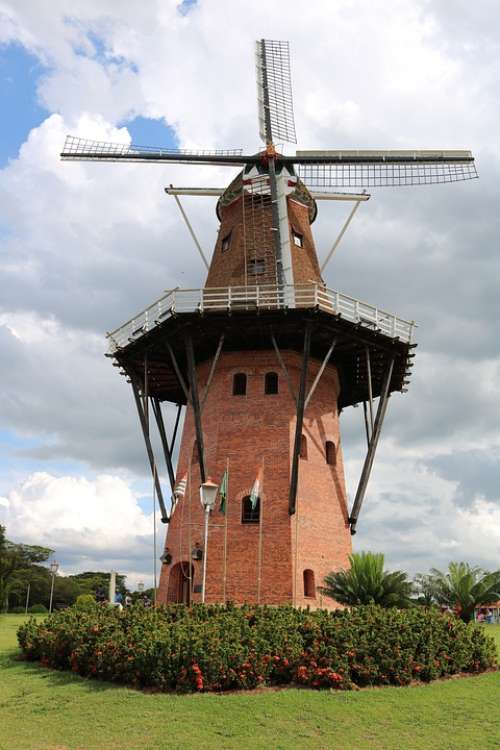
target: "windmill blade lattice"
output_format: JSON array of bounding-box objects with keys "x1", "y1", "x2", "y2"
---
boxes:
[
  {"x1": 256, "y1": 39, "x2": 297, "y2": 145},
  {"x1": 293, "y1": 149, "x2": 478, "y2": 188},
  {"x1": 61, "y1": 136, "x2": 248, "y2": 166}
]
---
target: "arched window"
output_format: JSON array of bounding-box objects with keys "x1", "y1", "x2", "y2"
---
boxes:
[
  {"x1": 325, "y1": 441, "x2": 336, "y2": 466},
  {"x1": 233, "y1": 373, "x2": 247, "y2": 396},
  {"x1": 303, "y1": 569, "x2": 316, "y2": 598},
  {"x1": 300, "y1": 434, "x2": 308, "y2": 459},
  {"x1": 241, "y1": 495, "x2": 260, "y2": 524},
  {"x1": 264, "y1": 372, "x2": 278, "y2": 394}
]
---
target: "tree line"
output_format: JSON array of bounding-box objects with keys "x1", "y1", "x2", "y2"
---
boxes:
[
  {"x1": 0, "y1": 525, "x2": 144, "y2": 612},
  {"x1": 2, "y1": 526, "x2": 499, "y2": 620}
]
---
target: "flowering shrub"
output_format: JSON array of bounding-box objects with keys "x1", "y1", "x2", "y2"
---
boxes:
[{"x1": 17, "y1": 603, "x2": 496, "y2": 693}]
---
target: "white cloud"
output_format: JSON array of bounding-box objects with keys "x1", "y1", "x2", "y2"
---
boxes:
[
  {"x1": 0, "y1": 471, "x2": 160, "y2": 586},
  {"x1": 0, "y1": 0, "x2": 499, "y2": 577}
]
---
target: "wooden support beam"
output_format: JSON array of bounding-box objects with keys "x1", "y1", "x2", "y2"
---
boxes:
[
  {"x1": 365, "y1": 346, "x2": 374, "y2": 437},
  {"x1": 270, "y1": 330, "x2": 297, "y2": 403},
  {"x1": 170, "y1": 403, "x2": 182, "y2": 452},
  {"x1": 184, "y1": 332, "x2": 206, "y2": 483},
  {"x1": 166, "y1": 342, "x2": 189, "y2": 402},
  {"x1": 349, "y1": 355, "x2": 395, "y2": 534},
  {"x1": 130, "y1": 378, "x2": 169, "y2": 523},
  {"x1": 201, "y1": 334, "x2": 224, "y2": 411},
  {"x1": 304, "y1": 336, "x2": 337, "y2": 408},
  {"x1": 151, "y1": 397, "x2": 176, "y2": 496},
  {"x1": 362, "y1": 401, "x2": 371, "y2": 447},
  {"x1": 289, "y1": 323, "x2": 312, "y2": 515}
]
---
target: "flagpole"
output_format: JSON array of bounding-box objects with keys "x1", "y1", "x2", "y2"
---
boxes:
[
  {"x1": 257, "y1": 458, "x2": 264, "y2": 604},
  {"x1": 222, "y1": 457, "x2": 229, "y2": 604},
  {"x1": 293, "y1": 494, "x2": 300, "y2": 608},
  {"x1": 188, "y1": 460, "x2": 192, "y2": 602}
]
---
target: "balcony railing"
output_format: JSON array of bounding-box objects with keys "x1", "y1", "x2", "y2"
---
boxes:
[{"x1": 107, "y1": 284, "x2": 416, "y2": 352}]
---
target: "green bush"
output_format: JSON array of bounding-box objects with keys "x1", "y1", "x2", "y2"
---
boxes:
[
  {"x1": 17, "y1": 604, "x2": 496, "y2": 693},
  {"x1": 75, "y1": 594, "x2": 97, "y2": 610},
  {"x1": 28, "y1": 603, "x2": 48, "y2": 613}
]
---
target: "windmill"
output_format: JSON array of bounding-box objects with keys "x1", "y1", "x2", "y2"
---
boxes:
[{"x1": 61, "y1": 40, "x2": 476, "y2": 607}]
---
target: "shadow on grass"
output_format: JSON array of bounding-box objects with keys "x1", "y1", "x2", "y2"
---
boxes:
[{"x1": 0, "y1": 648, "x2": 129, "y2": 694}]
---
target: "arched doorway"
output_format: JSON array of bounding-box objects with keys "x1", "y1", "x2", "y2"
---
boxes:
[{"x1": 167, "y1": 562, "x2": 193, "y2": 604}]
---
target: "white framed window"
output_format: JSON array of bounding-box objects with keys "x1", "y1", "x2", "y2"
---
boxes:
[{"x1": 292, "y1": 229, "x2": 304, "y2": 247}]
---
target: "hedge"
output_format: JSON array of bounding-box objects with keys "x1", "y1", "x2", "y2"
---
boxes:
[{"x1": 17, "y1": 603, "x2": 497, "y2": 692}]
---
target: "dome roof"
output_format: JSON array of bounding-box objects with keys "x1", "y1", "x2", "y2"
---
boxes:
[{"x1": 216, "y1": 168, "x2": 317, "y2": 223}]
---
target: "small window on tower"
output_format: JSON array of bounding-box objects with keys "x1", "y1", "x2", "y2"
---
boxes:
[
  {"x1": 221, "y1": 232, "x2": 232, "y2": 252},
  {"x1": 264, "y1": 372, "x2": 278, "y2": 395},
  {"x1": 241, "y1": 495, "x2": 260, "y2": 524},
  {"x1": 325, "y1": 441, "x2": 336, "y2": 466},
  {"x1": 292, "y1": 229, "x2": 304, "y2": 247},
  {"x1": 248, "y1": 258, "x2": 265, "y2": 275},
  {"x1": 303, "y1": 569, "x2": 316, "y2": 598},
  {"x1": 233, "y1": 373, "x2": 247, "y2": 396},
  {"x1": 300, "y1": 434, "x2": 308, "y2": 459}
]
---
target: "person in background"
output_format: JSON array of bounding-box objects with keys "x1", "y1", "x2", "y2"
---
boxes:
[
  {"x1": 124, "y1": 593, "x2": 132, "y2": 607},
  {"x1": 115, "y1": 591, "x2": 123, "y2": 611}
]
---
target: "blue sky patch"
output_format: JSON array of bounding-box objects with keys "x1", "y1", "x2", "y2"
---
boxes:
[
  {"x1": 0, "y1": 42, "x2": 49, "y2": 166},
  {"x1": 121, "y1": 115, "x2": 179, "y2": 148},
  {"x1": 178, "y1": 0, "x2": 198, "y2": 16}
]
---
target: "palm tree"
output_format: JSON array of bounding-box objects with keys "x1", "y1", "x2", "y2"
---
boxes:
[
  {"x1": 319, "y1": 551, "x2": 413, "y2": 608},
  {"x1": 427, "y1": 562, "x2": 500, "y2": 623}
]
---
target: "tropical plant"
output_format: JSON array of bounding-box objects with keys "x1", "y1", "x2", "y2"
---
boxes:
[
  {"x1": 319, "y1": 552, "x2": 413, "y2": 608},
  {"x1": 427, "y1": 562, "x2": 500, "y2": 623}
]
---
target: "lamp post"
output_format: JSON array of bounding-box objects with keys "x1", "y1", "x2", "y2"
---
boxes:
[
  {"x1": 199, "y1": 478, "x2": 218, "y2": 604},
  {"x1": 49, "y1": 560, "x2": 59, "y2": 613}
]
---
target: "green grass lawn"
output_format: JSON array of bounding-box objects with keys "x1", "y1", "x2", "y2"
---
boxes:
[{"x1": 0, "y1": 614, "x2": 499, "y2": 750}]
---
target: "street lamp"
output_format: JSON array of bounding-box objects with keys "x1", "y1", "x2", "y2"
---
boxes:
[
  {"x1": 199, "y1": 478, "x2": 218, "y2": 604},
  {"x1": 49, "y1": 560, "x2": 59, "y2": 613}
]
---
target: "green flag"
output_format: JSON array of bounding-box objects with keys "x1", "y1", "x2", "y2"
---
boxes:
[
  {"x1": 249, "y1": 467, "x2": 262, "y2": 510},
  {"x1": 219, "y1": 468, "x2": 228, "y2": 514}
]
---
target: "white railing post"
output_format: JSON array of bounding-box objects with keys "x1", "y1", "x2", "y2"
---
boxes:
[{"x1": 227, "y1": 286, "x2": 232, "y2": 311}]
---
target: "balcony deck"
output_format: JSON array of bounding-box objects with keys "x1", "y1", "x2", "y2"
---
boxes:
[{"x1": 107, "y1": 284, "x2": 416, "y2": 353}]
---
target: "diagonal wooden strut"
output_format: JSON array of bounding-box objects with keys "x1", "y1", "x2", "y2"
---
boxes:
[
  {"x1": 289, "y1": 323, "x2": 312, "y2": 515},
  {"x1": 130, "y1": 377, "x2": 169, "y2": 524},
  {"x1": 349, "y1": 355, "x2": 395, "y2": 535},
  {"x1": 184, "y1": 332, "x2": 206, "y2": 483},
  {"x1": 270, "y1": 330, "x2": 297, "y2": 403},
  {"x1": 201, "y1": 334, "x2": 225, "y2": 411},
  {"x1": 170, "y1": 403, "x2": 182, "y2": 453},
  {"x1": 151, "y1": 397, "x2": 176, "y2": 496},
  {"x1": 304, "y1": 337, "x2": 337, "y2": 408}
]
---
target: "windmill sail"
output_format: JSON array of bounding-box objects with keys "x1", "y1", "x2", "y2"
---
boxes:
[
  {"x1": 60, "y1": 136, "x2": 249, "y2": 166},
  {"x1": 256, "y1": 39, "x2": 297, "y2": 145},
  {"x1": 293, "y1": 149, "x2": 477, "y2": 188}
]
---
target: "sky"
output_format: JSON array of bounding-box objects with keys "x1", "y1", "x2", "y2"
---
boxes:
[{"x1": 0, "y1": 0, "x2": 499, "y2": 589}]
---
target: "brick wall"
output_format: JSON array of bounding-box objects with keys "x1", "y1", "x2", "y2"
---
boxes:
[{"x1": 157, "y1": 350, "x2": 352, "y2": 610}]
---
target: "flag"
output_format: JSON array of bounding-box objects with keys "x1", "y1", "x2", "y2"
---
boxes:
[
  {"x1": 250, "y1": 467, "x2": 263, "y2": 509},
  {"x1": 219, "y1": 467, "x2": 228, "y2": 514},
  {"x1": 173, "y1": 473, "x2": 187, "y2": 499},
  {"x1": 170, "y1": 473, "x2": 187, "y2": 516}
]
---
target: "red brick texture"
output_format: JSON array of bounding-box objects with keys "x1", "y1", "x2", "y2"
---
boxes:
[
  {"x1": 205, "y1": 193, "x2": 323, "y2": 288},
  {"x1": 157, "y1": 350, "x2": 352, "y2": 610}
]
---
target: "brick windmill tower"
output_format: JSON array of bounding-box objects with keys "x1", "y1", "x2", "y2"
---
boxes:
[{"x1": 61, "y1": 40, "x2": 477, "y2": 609}]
